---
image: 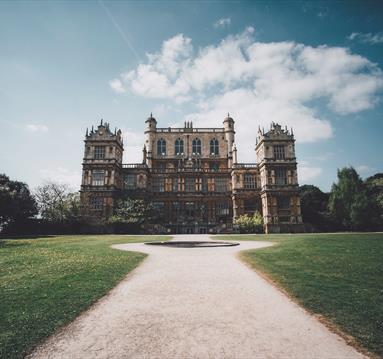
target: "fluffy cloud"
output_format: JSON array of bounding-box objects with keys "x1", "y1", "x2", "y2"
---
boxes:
[
  {"x1": 214, "y1": 18, "x2": 231, "y2": 28},
  {"x1": 298, "y1": 164, "x2": 323, "y2": 183},
  {"x1": 109, "y1": 78, "x2": 126, "y2": 94},
  {"x1": 348, "y1": 32, "x2": 383, "y2": 44},
  {"x1": 25, "y1": 124, "x2": 49, "y2": 133},
  {"x1": 112, "y1": 29, "x2": 383, "y2": 157}
]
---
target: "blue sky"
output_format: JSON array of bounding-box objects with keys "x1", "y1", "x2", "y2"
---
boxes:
[{"x1": 0, "y1": 0, "x2": 382, "y2": 191}]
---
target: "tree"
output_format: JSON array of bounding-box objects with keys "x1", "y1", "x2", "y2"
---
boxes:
[
  {"x1": 34, "y1": 182, "x2": 80, "y2": 223},
  {"x1": 329, "y1": 167, "x2": 375, "y2": 230},
  {"x1": 234, "y1": 211, "x2": 264, "y2": 233},
  {"x1": 299, "y1": 185, "x2": 332, "y2": 231},
  {"x1": 0, "y1": 174, "x2": 37, "y2": 229}
]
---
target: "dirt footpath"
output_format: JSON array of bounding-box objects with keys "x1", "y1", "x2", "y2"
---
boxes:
[{"x1": 29, "y1": 235, "x2": 366, "y2": 359}]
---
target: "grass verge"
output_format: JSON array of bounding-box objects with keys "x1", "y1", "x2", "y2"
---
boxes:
[
  {"x1": 0, "y1": 234, "x2": 169, "y2": 359},
  {"x1": 216, "y1": 233, "x2": 383, "y2": 357}
]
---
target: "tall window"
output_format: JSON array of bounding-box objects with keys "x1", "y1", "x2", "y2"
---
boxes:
[
  {"x1": 195, "y1": 178, "x2": 202, "y2": 191},
  {"x1": 185, "y1": 202, "x2": 195, "y2": 217},
  {"x1": 157, "y1": 139, "x2": 166, "y2": 156},
  {"x1": 207, "y1": 178, "x2": 215, "y2": 192},
  {"x1": 217, "y1": 202, "x2": 230, "y2": 216},
  {"x1": 192, "y1": 138, "x2": 201, "y2": 155},
  {"x1": 274, "y1": 145, "x2": 285, "y2": 159},
  {"x1": 277, "y1": 196, "x2": 290, "y2": 209},
  {"x1": 90, "y1": 196, "x2": 103, "y2": 210},
  {"x1": 124, "y1": 174, "x2": 136, "y2": 189},
  {"x1": 210, "y1": 138, "x2": 219, "y2": 155},
  {"x1": 209, "y1": 162, "x2": 219, "y2": 172},
  {"x1": 92, "y1": 169, "x2": 105, "y2": 186},
  {"x1": 244, "y1": 174, "x2": 256, "y2": 189},
  {"x1": 165, "y1": 178, "x2": 172, "y2": 192},
  {"x1": 152, "y1": 177, "x2": 165, "y2": 192},
  {"x1": 215, "y1": 177, "x2": 228, "y2": 192},
  {"x1": 275, "y1": 168, "x2": 287, "y2": 185},
  {"x1": 178, "y1": 177, "x2": 185, "y2": 191},
  {"x1": 175, "y1": 138, "x2": 184, "y2": 155},
  {"x1": 186, "y1": 177, "x2": 195, "y2": 192},
  {"x1": 94, "y1": 146, "x2": 105, "y2": 159}
]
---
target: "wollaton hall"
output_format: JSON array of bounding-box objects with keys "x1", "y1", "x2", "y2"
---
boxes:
[{"x1": 80, "y1": 115, "x2": 304, "y2": 234}]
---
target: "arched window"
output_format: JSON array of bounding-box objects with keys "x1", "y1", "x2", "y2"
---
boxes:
[
  {"x1": 175, "y1": 138, "x2": 184, "y2": 155},
  {"x1": 157, "y1": 138, "x2": 166, "y2": 156},
  {"x1": 192, "y1": 138, "x2": 201, "y2": 155},
  {"x1": 210, "y1": 138, "x2": 219, "y2": 155}
]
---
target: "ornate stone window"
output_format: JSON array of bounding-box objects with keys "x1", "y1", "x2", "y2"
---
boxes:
[
  {"x1": 217, "y1": 201, "x2": 230, "y2": 216},
  {"x1": 192, "y1": 138, "x2": 201, "y2": 155},
  {"x1": 210, "y1": 138, "x2": 219, "y2": 155},
  {"x1": 195, "y1": 178, "x2": 202, "y2": 191},
  {"x1": 175, "y1": 138, "x2": 184, "y2": 155},
  {"x1": 94, "y1": 146, "x2": 105, "y2": 159},
  {"x1": 244, "y1": 174, "x2": 256, "y2": 189},
  {"x1": 92, "y1": 169, "x2": 105, "y2": 186},
  {"x1": 90, "y1": 196, "x2": 103, "y2": 210},
  {"x1": 178, "y1": 177, "x2": 185, "y2": 192},
  {"x1": 186, "y1": 177, "x2": 195, "y2": 192},
  {"x1": 152, "y1": 177, "x2": 165, "y2": 192},
  {"x1": 124, "y1": 174, "x2": 136, "y2": 189},
  {"x1": 274, "y1": 145, "x2": 285, "y2": 160},
  {"x1": 275, "y1": 168, "x2": 287, "y2": 185},
  {"x1": 207, "y1": 178, "x2": 215, "y2": 192},
  {"x1": 215, "y1": 177, "x2": 228, "y2": 192},
  {"x1": 157, "y1": 139, "x2": 166, "y2": 156}
]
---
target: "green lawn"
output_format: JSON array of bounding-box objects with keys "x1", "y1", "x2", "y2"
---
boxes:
[
  {"x1": 216, "y1": 233, "x2": 383, "y2": 357},
  {"x1": 0, "y1": 234, "x2": 169, "y2": 359}
]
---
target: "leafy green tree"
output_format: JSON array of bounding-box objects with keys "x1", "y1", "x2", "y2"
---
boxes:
[
  {"x1": 299, "y1": 185, "x2": 332, "y2": 231},
  {"x1": 234, "y1": 211, "x2": 264, "y2": 233},
  {"x1": 0, "y1": 174, "x2": 37, "y2": 229},
  {"x1": 365, "y1": 173, "x2": 383, "y2": 229},
  {"x1": 34, "y1": 182, "x2": 80, "y2": 223},
  {"x1": 329, "y1": 167, "x2": 375, "y2": 230}
]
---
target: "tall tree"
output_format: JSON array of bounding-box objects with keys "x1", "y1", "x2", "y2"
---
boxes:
[
  {"x1": 299, "y1": 185, "x2": 331, "y2": 231},
  {"x1": 34, "y1": 182, "x2": 80, "y2": 223},
  {"x1": 329, "y1": 167, "x2": 374, "y2": 230},
  {"x1": 0, "y1": 174, "x2": 37, "y2": 229}
]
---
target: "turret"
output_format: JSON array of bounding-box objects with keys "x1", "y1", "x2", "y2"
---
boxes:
[
  {"x1": 144, "y1": 113, "x2": 156, "y2": 168},
  {"x1": 223, "y1": 113, "x2": 235, "y2": 167}
]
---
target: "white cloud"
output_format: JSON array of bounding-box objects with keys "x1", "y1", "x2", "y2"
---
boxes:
[
  {"x1": 214, "y1": 18, "x2": 231, "y2": 28},
  {"x1": 112, "y1": 29, "x2": 383, "y2": 156},
  {"x1": 298, "y1": 165, "x2": 323, "y2": 183},
  {"x1": 348, "y1": 32, "x2": 383, "y2": 44},
  {"x1": 109, "y1": 78, "x2": 126, "y2": 94},
  {"x1": 355, "y1": 165, "x2": 374, "y2": 174},
  {"x1": 25, "y1": 124, "x2": 49, "y2": 133},
  {"x1": 39, "y1": 167, "x2": 81, "y2": 190}
]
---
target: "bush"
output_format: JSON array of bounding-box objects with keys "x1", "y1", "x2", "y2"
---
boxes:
[{"x1": 235, "y1": 212, "x2": 264, "y2": 233}]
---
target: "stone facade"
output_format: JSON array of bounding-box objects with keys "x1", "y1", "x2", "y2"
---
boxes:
[{"x1": 80, "y1": 116, "x2": 304, "y2": 234}]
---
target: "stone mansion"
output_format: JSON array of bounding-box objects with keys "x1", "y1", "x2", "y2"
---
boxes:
[{"x1": 80, "y1": 115, "x2": 304, "y2": 234}]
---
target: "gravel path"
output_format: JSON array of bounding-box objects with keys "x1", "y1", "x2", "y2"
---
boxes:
[{"x1": 29, "y1": 235, "x2": 366, "y2": 359}]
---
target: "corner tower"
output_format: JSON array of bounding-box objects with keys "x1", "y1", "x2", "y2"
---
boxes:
[
  {"x1": 256, "y1": 123, "x2": 304, "y2": 233},
  {"x1": 80, "y1": 119, "x2": 123, "y2": 219}
]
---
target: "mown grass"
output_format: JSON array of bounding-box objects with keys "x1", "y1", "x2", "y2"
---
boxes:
[
  {"x1": 216, "y1": 233, "x2": 383, "y2": 357},
  {"x1": 0, "y1": 235, "x2": 169, "y2": 359}
]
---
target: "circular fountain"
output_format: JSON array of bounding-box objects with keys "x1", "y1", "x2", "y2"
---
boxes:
[{"x1": 145, "y1": 241, "x2": 239, "y2": 248}]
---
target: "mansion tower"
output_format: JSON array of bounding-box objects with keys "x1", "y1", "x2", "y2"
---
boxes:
[{"x1": 80, "y1": 115, "x2": 304, "y2": 234}]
